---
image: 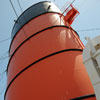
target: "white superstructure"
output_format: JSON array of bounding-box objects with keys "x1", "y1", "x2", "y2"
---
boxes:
[{"x1": 82, "y1": 36, "x2": 100, "y2": 100}]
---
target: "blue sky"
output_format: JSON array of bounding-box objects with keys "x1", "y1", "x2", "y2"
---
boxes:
[{"x1": 0, "y1": 0, "x2": 100, "y2": 100}]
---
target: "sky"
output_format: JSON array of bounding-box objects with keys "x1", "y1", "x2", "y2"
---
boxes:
[{"x1": 0, "y1": 0, "x2": 100, "y2": 100}]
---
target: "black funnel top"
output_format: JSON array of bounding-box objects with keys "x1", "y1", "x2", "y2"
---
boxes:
[{"x1": 11, "y1": 1, "x2": 61, "y2": 38}]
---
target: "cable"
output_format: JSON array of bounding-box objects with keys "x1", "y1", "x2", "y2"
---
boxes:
[
  {"x1": 17, "y1": 0, "x2": 23, "y2": 13},
  {"x1": 61, "y1": 1, "x2": 70, "y2": 12},
  {"x1": 0, "y1": 52, "x2": 10, "y2": 61},
  {"x1": 17, "y1": 0, "x2": 34, "y2": 27},
  {"x1": 0, "y1": 71, "x2": 6, "y2": 82},
  {"x1": 52, "y1": 0, "x2": 100, "y2": 33},
  {"x1": 0, "y1": 51, "x2": 10, "y2": 61},
  {"x1": 9, "y1": 0, "x2": 19, "y2": 18},
  {"x1": 62, "y1": 0, "x2": 76, "y2": 14},
  {"x1": 0, "y1": 56, "x2": 10, "y2": 61},
  {"x1": 0, "y1": 74, "x2": 4, "y2": 82},
  {"x1": 0, "y1": 37, "x2": 11, "y2": 44},
  {"x1": 0, "y1": 72, "x2": 7, "y2": 95},
  {"x1": 77, "y1": 28, "x2": 100, "y2": 32},
  {"x1": 60, "y1": 0, "x2": 100, "y2": 33},
  {"x1": 0, "y1": 52, "x2": 8, "y2": 80},
  {"x1": 52, "y1": 0, "x2": 76, "y2": 25},
  {"x1": 0, "y1": 85, "x2": 6, "y2": 95},
  {"x1": 17, "y1": 0, "x2": 27, "y2": 22},
  {"x1": 0, "y1": 52, "x2": 9, "y2": 77},
  {"x1": 0, "y1": 70, "x2": 7, "y2": 76},
  {"x1": 0, "y1": 51, "x2": 9, "y2": 58},
  {"x1": 9, "y1": 0, "x2": 27, "y2": 38},
  {"x1": 16, "y1": 0, "x2": 37, "y2": 41}
]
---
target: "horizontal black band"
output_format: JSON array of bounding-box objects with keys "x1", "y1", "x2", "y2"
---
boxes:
[
  {"x1": 11, "y1": 1, "x2": 62, "y2": 39},
  {"x1": 12, "y1": 12, "x2": 62, "y2": 39},
  {"x1": 70, "y1": 94, "x2": 96, "y2": 100},
  {"x1": 9, "y1": 12, "x2": 63, "y2": 53},
  {"x1": 8, "y1": 25, "x2": 79, "y2": 71},
  {"x1": 5, "y1": 49, "x2": 83, "y2": 100}
]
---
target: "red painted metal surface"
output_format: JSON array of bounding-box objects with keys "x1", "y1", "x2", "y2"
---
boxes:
[
  {"x1": 64, "y1": 4, "x2": 79, "y2": 25},
  {"x1": 6, "y1": 2, "x2": 96, "y2": 100}
]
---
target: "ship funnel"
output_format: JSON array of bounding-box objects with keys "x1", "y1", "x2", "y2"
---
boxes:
[{"x1": 5, "y1": 1, "x2": 96, "y2": 100}]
